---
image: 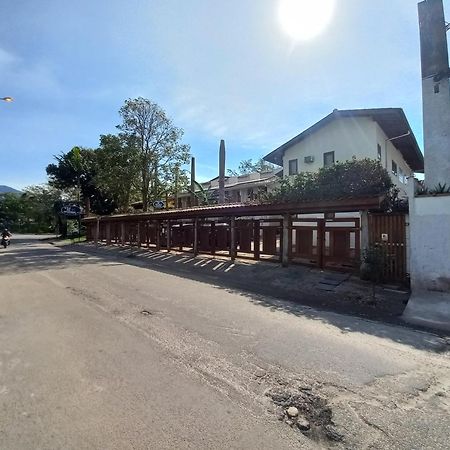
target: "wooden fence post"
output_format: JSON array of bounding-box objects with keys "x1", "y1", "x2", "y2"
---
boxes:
[
  {"x1": 155, "y1": 221, "x2": 161, "y2": 251},
  {"x1": 121, "y1": 222, "x2": 125, "y2": 246},
  {"x1": 317, "y1": 219, "x2": 325, "y2": 269},
  {"x1": 193, "y1": 218, "x2": 199, "y2": 256},
  {"x1": 167, "y1": 220, "x2": 171, "y2": 252},
  {"x1": 95, "y1": 217, "x2": 100, "y2": 247},
  {"x1": 253, "y1": 220, "x2": 260, "y2": 260},
  {"x1": 106, "y1": 222, "x2": 111, "y2": 245},
  {"x1": 282, "y1": 214, "x2": 291, "y2": 267},
  {"x1": 230, "y1": 217, "x2": 236, "y2": 262}
]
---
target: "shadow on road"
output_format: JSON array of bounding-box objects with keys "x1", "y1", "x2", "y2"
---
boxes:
[
  {"x1": 75, "y1": 244, "x2": 450, "y2": 351},
  {"x1": 1, "y1": 241, "x2": 447, "y2": 352}
]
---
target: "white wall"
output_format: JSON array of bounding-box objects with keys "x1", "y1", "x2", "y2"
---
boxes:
[
  {"x1": 409, "y1": 195, "x2": 450, "y2": 293},
  {"x1": 283, "y1": 116, "x2": 377, "y2": 174},
  {"x1": 375, "y1": 124, "x2": 413, "y2": 197},
  {"x1": 282, "y1": 116, "x2": 413, "y2": 195}
]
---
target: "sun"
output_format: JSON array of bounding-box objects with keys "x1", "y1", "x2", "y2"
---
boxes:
[{"x1": 278, "y1": 0, "x2": 336, "y2": 41}]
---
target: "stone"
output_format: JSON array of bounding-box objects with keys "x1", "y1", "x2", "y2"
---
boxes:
[
  {"x1": 286, "y1": 406, "x2": 299, "y2": 418},
  {"x1": 296, "y1": 417, "x2": 310, "y2": 432},
  {"x1": 285, "y1": 419, "x2": 295, "y2": 426}
]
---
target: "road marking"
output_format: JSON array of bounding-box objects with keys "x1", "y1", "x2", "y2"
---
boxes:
[
  {"x1": 182, "y1": 258, "x2": 196, "y2": 264},
  {"x1": 213, "y1": 262, "x2": 225, "y2": 271},
  {"x1": 224, "y1": 264, "x2": 236, "y2": 273},
  {"x1": 200, "y1": 259, "x2": 212, "y2": 267}
]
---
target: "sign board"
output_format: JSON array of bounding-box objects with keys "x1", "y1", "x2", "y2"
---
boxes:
[
  {"x1": 153, "y1": 200, "x2": 165, "y2": 209},
  {"x1": 381, "y1": 233, "x2": 389, "y2": 242},
  {"x1": 61, "y1": 205, "x2": 83, "y2": 217}
]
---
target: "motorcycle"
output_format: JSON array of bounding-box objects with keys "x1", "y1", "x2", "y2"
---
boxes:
[{"x1": 1, "y1": 236, "x2": 10, "y2": 248}]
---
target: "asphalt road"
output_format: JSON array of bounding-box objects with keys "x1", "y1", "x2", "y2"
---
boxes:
[{"x1": 1, "y1": 236, "x2": 449, "y2": 449}]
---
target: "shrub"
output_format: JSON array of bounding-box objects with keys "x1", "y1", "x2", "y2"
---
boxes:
[{"x1": 266, "y1": 158, "x2": 395, "y2": 204}]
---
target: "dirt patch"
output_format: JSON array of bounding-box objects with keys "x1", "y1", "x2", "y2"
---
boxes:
[{"x1": 266, "y1": 386, "x2": 343, "y2": 444}]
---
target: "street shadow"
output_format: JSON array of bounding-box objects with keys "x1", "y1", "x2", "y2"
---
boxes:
[
  {"x1": 0, "y1": 242, "x2": 103, "y2": 275},
  {"x1": 65, "y1": 243, "x2": 449, "y2": 352}
]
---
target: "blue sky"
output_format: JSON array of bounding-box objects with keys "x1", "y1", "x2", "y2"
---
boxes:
[{"x1": 1, "y1": 0, "x2": 448, "y2": 189}]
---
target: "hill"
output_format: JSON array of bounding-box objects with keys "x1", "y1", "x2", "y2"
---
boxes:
[{"x1": 0, "y1": 185, "x2": 22, "y2": 194}]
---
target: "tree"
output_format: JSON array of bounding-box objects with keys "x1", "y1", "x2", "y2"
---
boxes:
[
  {"x1": 117, "y1": 97, "x2": 190, "y2": 211},
  {"x1": 95, "y1": 134, "x2": 140, "y2": 212},
  {"x1": 266, "y1": 158, "x2": 396, "y2": 204},
  {"x1": 46, "y1": 147, "x2": 116, "y2": 215},
  {"x1": 228, "y1": 158, "x2": 277, "y2": 176}
]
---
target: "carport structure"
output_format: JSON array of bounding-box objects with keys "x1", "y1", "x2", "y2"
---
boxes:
[{"x1": 83, "y1": 197, "x2": 384, "y2": 272}]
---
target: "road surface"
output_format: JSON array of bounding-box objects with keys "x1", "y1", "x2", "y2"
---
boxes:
[{"x1": 1, "y1": 236, "x2": 449, "y2": 449}]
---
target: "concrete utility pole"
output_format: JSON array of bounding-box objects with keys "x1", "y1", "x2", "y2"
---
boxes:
[
  {"x1": 218, "y1": 140, "x2": 226, "y2": 204},
  {"x1": 190, "y1": 157, "x2": 196, "y2": 207},
  {"x1": 418, "y1": 0, "x2": 450, "y2": 187}
]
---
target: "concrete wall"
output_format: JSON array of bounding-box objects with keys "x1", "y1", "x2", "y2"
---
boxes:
[
  {"x1": 423, "y1": 77, "x2": 450, "y2": 188},
  {"x1": 282, "y1": 116, "x2": 413, "y2": 194},
  {"x1": 409, "y1": 194, "x2": 450, "y2": 292},
  {"x1": 403, "y1": 191, "x2": 450, "y2": 330}
]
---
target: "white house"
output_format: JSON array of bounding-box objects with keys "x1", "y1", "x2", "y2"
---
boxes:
[
  {"x1": 263, "y1": 108, "x2": 424, "y2": 195},
  {"x1": 177, "y1": 169, "x2": 282, "y2": 208}
]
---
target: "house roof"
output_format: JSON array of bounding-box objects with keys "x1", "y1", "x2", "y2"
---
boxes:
[
  {"x1": 83, "y1": 195, "x2": 385, "y2": 222},
  {"x1": 263, "y1": 108, "x2": 424, "y2": 172}
]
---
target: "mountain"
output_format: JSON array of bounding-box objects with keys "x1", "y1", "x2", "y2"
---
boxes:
[{"x1": 0, "y1": 185, "x2": 22, "y2": 194}]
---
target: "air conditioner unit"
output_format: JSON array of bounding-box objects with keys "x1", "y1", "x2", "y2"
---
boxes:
[{"x1": 304, "y1": 155, "x2": 315, "y2": 164}]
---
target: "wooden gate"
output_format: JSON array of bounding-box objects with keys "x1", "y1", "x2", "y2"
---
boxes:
[{"x1": 368, "y1": 213, "x2": 407, "y2": 282}]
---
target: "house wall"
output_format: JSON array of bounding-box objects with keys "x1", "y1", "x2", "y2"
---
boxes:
[
  {"x1": 375, "y1": 124, "x2": 413, "y2": 197},
  {"x1": 282, "y1": 116, "x2": 413, "y2": 195}
]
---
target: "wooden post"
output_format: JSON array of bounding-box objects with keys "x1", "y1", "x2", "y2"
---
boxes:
[
  {"x1": 166, "y1": 220, "x2": 171, "y2": 252},
  {"x1": 253, "y1": 220, "x2": 260, "y2": 260},
  {"x1": 317, "y1": 219, "x2": 325, "y2": 269},
  {"x1": 179, "y1": 223, "x2": 183, "y2": 251},
  {"x1": 137, "y1": 222, "x2": 141, "y2": 248},
  {"x1": 155, "y1": 220, "x2": 161, "y2": 251},
  {"x1": 282, "y1": 214, "x2": 290, "y2": 267},
  {"x1": 210, "y1": 222, "x2": 216, "y2": 255},
  {"x1": 95, "y1": 217, "x2": 100, "y2": 247},
  {"x1": 230, "y1": 217, "x2": 236, "y2": 262},
  {"x1": 193, "y1": 218, "x2": 199, "y2": 256},
  {"x1": 106, "y1": 222, "x2": 111, "y2": 245},
  {"x1": 121, "y1": 222, "x2": 126, "y2": 246}
]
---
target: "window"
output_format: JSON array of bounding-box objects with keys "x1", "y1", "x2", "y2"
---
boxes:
[
  {"x1": 288, "y1": 159, "x2": 298, "y2": 175},
  {"x1": 391, "y1": 160, "x2": 398, "y2": 176},
  {"x1": 399, "y1": 167, "x2": 404, "y2": 183},
  {"x1": 323, "y1": 151, "x2": 335, "y2": 168},
  {"x1": 377, "y1": 144, "x2": 382, "y2": 161}
]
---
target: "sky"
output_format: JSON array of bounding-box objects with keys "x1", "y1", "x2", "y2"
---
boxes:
[{"x1": 1, "y1": 0, "x2": 449, "y2": 189}]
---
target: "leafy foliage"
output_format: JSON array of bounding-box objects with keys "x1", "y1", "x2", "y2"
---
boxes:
[
  {"x1": 46, "y1": 146, "x2": 117, "y2": 215},
  {"x1": 266, "y1": 158, "x2": 395, "y2": 204},
  {"x1": 0, "y1": 185, "x2": 64, "y2": 233},
  {"x1": 117, "y1": 97, "x2": 190, "y2": 211},
  {"x1": 227, "y1": 158, "x2": 277, "y2": 176}
]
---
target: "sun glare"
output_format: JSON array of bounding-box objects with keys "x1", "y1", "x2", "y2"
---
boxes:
[{"x1": 278, "y1": 0, "x2": 336, "y2": 41}]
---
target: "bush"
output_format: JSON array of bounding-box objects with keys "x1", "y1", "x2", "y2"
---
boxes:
[{"x1": 266, "y1": 158, "x2": 396, "y2": 204}]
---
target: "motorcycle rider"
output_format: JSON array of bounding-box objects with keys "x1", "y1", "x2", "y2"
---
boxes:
[{"x1": 1, "y1": 228, "x2": 12, "y2": 245}]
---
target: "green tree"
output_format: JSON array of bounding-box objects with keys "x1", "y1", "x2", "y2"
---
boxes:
[
  {"x1": 228, "y1": 158, "x2": 277, "y2": 176},
  {"x1": 46, "y1": 147, "x2": 116, "y2": 215},
  {"x1": 95, "y1": 134, "x2": 140, "y2": 212},
  {"x1": 117, "y1": 97, "x2": 190, "y2": 211}
]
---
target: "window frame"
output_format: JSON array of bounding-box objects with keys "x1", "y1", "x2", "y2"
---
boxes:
[
  {"x1": 391, "y1": 160, "x2": 398, "y2": 176},
  {"x1": 288, "y1": 159, "x2": 298, "y2": 175},
  {"x1": 323, "y1": 151, "x2": 335, "y2": 168}
]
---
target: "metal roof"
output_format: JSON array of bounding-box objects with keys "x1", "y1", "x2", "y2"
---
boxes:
[
  {"x1": 83, "y1": 195, "x2": 384, "y2": 222},
  {"x1": 263, "y1": 108, "x2": 424, "y2": 172}
]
